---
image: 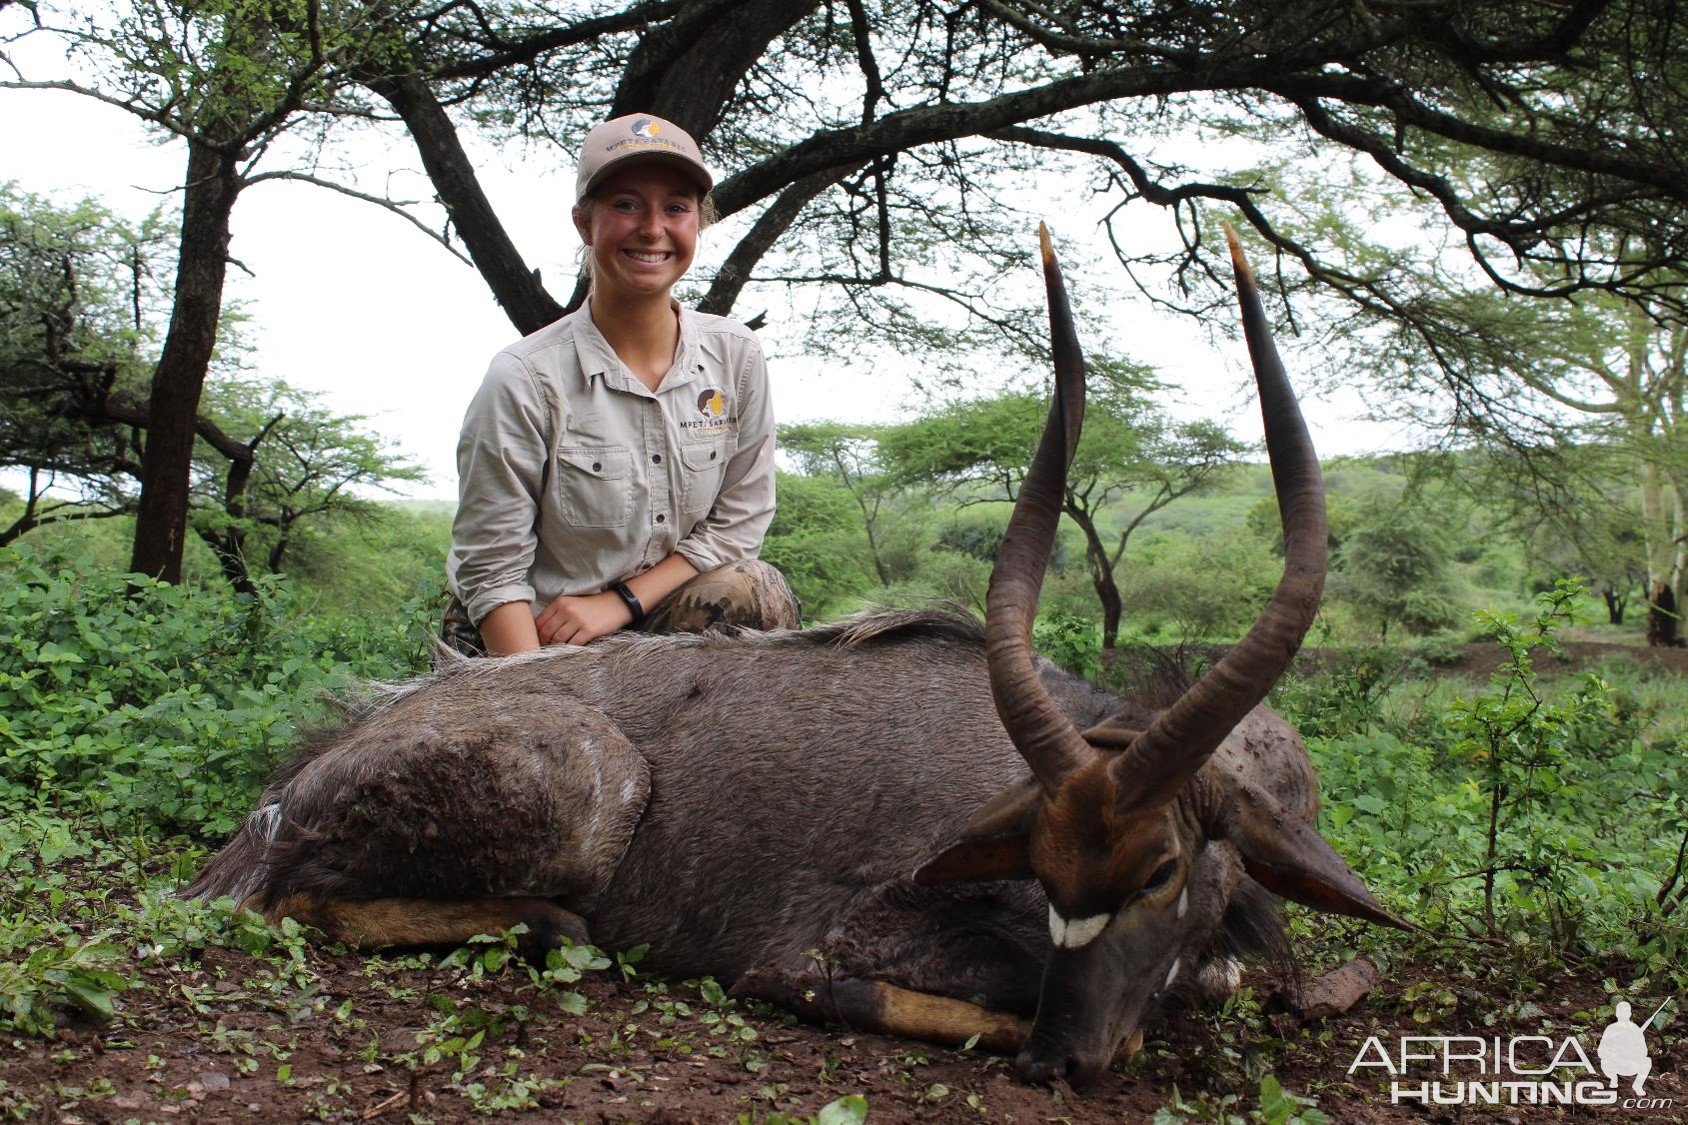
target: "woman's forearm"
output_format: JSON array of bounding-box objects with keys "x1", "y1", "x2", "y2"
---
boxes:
[
  {"x1": 623, "y1": 554, "x2": 699, "y2": 613},
  {"x1": 479, "y1": 601, "x2": 541, "y2": 656}
]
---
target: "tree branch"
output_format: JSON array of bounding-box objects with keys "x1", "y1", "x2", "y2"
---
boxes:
[{"x1": 243, "y1": 170, "x2": 473, "y2": 266}]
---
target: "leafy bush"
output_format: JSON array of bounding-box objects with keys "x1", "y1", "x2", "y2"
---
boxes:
[
  {"x1": 0, "y1": 543, "x2": 432, "y2": 837},
  {"x1": 1300, "y1": 582, "x2": 1687, "y2": 991},
  {"x1": 1033, "y1": 608, "x2": 1101, "y2": 679}
]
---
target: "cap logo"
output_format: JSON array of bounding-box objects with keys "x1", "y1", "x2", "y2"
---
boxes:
[{"x1": 633, "y1": 118, "x2": 661, "y2": 138}]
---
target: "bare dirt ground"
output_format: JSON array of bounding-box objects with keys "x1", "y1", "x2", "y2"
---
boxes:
[
  {"x1": 1427, "y1": 640, "x2": 1688, "y2": 683},
  {"x1": 4, "y1": 930, "x2": 1682, "y2": 1123}
]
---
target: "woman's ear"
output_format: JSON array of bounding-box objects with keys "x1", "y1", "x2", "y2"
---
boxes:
[{"x1": 571, "y1": 202, "x2": 591, "y2": 245}]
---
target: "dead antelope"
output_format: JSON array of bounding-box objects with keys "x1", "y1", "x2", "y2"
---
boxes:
[{"x1": 186, "y1": 226, "x2": 1402, "y2": 1086}]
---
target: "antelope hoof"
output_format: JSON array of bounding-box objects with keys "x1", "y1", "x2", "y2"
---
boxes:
[{"x1": 514, "y1": 900, "x2": 592, "y2": 965}]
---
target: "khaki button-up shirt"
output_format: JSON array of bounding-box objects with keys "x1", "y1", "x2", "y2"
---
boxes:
[{"x1": 447, "y1": 302, "x2": 776, "y2": 626}]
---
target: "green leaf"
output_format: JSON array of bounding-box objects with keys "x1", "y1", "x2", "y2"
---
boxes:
[{"x1": 815, "y1": 1094, "x2": 869, "y2": 1125}]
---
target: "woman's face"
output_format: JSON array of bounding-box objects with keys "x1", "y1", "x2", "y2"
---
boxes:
[{"x1": 574, "y1": 163, "x2": 701, "y2": 303}]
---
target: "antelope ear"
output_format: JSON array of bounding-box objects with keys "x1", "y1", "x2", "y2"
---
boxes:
[
  {"x1": 1223, "y1": 783, "x2": 1410, "y2": 930},
  {"x1": 913, "y1": 778, "x2": 1041, "y2": 885}
]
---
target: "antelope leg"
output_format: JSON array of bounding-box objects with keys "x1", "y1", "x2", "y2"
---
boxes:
[
  {"x1": 260, "y1": 893, "x2": 590, "y2": 963},
  {"x1": 731, "y1": 963, "x2": 1029, "y2": 1054}
]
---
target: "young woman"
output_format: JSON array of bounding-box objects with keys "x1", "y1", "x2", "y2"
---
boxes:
[{"x1": 443, "y1": 113, "x2": 799, "y2": 657}]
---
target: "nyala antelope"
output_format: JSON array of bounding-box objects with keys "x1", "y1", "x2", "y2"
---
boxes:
[{"x1": 187, "y1": 226, "x2": 1402, "y2": 1086}]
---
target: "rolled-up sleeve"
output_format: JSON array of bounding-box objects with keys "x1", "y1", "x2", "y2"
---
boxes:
[
  {"x1": 447, "y1": 351, "x2": 552, "y2": 625},
  {"x1": 674, "y1": 339, "x2": 776, "y2": 572}
]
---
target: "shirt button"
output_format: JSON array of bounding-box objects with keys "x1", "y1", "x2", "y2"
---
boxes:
[
  {"x1": 655, "y1": 514, "x2": 666, "y2": 524},
  {"x1": 652, "y1": 453, "x2": 662, "y2": 464},
  {"x1": 592, "y1": 461, "x2": 602, "y2": 472}
]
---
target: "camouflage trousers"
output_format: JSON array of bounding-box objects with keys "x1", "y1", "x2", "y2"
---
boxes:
[{"x1": 439, "y1": 559, "x2": 802, "y2": 659}]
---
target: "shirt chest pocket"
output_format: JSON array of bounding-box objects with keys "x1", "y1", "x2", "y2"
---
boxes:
[
  {"x1": 555, "y1": 446, "x2": 634, "y2": 528},
  {"x1": 678, "y1": 434, "x2": 731, "y2": 518}
]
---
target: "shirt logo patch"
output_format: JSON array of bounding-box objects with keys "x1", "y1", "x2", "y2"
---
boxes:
[{"x1": 697, "y1": 389, "x2": 726, "y2": 419}]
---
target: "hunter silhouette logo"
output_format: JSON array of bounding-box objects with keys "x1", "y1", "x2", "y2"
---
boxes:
[
  {"x1": 632, "y1": 117, "x2": 661, "y2": 139},
  {"x1": 697, "y1": 388, "x2": 725, "y2": 419},
  {"x1": 1601, "y1": 999, "x2": 1668, "y2": 1095}
]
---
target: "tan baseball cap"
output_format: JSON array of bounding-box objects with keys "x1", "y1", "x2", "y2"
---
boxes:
[{"x1": 575, "y1": 114, "x2": 713, "y2": 203}]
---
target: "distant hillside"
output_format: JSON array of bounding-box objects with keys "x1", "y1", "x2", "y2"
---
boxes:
[{"x1": 389, "y1": 499, "x2": 457, "y2": 517}]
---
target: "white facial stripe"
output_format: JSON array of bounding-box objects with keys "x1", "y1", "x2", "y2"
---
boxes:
[
  {"x1": 1047, "y1": 905, "x2": 1112, "y2": 950},
  {"x1": 1164, "y1": 958, "x2": 1182, "y2": 989},
  {"x1": 1176, "y1": 888, "x2": 1188, "y2": 919}
]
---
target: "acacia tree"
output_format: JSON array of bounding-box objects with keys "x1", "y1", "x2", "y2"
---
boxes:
[
  {"x1": 0, "y1": 185, "x2": 259, "y2": 548},
  {"x1": 1465, "y1": 442, "x2": 1650, "y2": 626},
  {"x1": 0, "y1": 188, "x2": 424, "y2": 584},
  {"x1": 1, "y1": 1, "x2": 442, "y2": 582},
  {"x1": 192, "y1": 378, "x2": 427, "y2": 592},
  {"x1": 777, "y1": 421, "x2": 900, "y2": 586},
  {"x1": 1512, "y1": 301, "x2": 1686, "y2": 644},
  {"x1": 356, "y1": 1, "x2": 1688, "y2": 351},
  {"x1": 10, "y1": 0, "x2": 1688, "y2": 584},
  {"x1": 1368, "y1": 275, "x2": 1687, "y2": 642},
  {"x1": 880, "y1": 366, "x2": 1243, "y2": 647}
]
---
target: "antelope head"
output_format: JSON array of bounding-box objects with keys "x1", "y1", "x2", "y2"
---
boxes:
[{"x1": 914, "y1": 225, "x2": 1404, "y2": 1086}]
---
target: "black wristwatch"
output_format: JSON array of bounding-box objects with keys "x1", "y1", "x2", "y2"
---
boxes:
[{"x1": 610, "y1": 581, "x2": 646, "y2": 628}]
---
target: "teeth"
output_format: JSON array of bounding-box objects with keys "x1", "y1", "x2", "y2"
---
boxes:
[{"x1": 628, "y1": 251, "x2": 668, "y2": 262}]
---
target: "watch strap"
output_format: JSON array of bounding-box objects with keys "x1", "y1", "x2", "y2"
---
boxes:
[{"x1": 611, "y1": 581, "x2": 646, "y2": 628}]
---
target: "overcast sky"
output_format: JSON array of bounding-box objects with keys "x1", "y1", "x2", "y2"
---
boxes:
[{"x1": 2, "y1": 48, "x2": 1408, "y2": 503}]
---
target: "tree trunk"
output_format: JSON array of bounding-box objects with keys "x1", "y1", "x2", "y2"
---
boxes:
[
  {"x1": 1064, "y1": 500, "x2": 1123, "y2": 649},
  {"x1": 1639, "y1": 456, "x2": 1685, "y2": 646},
  {"x1": 382, "y1": 1, "x2": 825, "y2": 330},
  {"x1": 1648, "y1": 582, "x2": 1682, "y2": 647},
  {"x1": 129, "y1": 140, "x2": 242, "y2": 583},
  {"x1": 368, "y1": 73, "x2": 563, "y2": 336},
  {"x1": 611, "y1": 0, "x2": 822, "y2": 137},
  {"x1": 198, "y1": 447, "x2": 260, "y2": 596},
  {"x1": 1603, "y1": 586, "x2": 1626, "y2": 625}
]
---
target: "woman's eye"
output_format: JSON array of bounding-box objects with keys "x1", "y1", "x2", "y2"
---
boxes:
[{"x1": 1143, "y1": 860, "x2": 1176, "y2": 893}]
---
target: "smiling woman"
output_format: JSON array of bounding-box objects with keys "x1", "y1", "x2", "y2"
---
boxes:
[{"x1": 443, "y1": 113, "x2": 800, "y2": 658}]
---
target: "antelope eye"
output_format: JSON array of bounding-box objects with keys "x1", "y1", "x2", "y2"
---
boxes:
[{"x1": 1143, "y1": 860, "x2": 1177, "y2": 894}]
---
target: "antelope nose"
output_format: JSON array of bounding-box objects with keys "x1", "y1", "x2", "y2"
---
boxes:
[
  {"x1": 1017, "y1": 1046, "x2": 1110, "y2": 1087},
  {"x1": 1012, "y1": 1047, "x2": 1066, "y2": 1081},
  {"x1": 1016, "y1": 1048, "x2": 1071, "y2": 1086}
]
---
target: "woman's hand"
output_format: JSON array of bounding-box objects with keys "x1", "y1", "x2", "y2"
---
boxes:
[{"x1": 537, "y1": 591, "x2": 633, "y2": 646}]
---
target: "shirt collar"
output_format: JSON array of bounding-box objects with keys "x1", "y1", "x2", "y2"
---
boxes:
[{"x1": 571, "y1": 299, "x2": 704, "y2": 395}]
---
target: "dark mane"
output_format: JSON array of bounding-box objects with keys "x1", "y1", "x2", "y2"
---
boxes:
[{"x1": 800, "y1": 606, "x2": 985, "y2": 649}]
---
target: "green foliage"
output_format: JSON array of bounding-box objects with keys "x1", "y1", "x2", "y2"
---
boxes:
[
  {"x1": 0, "y1": 187, "x2": 433, "y2": 587},
  {"x1": 1291, "y1": 584, "x2": 1687, "y2": 989},
  {"x1": 1119, "y1": 533, "x2": 1278, "y2": 642},
  {"x1": 0, "y1": 184, "x2": 168, "y2": 530},
  {"x1": 1328, "y1": 499, "x2": 1463, "y2": 640},
  {"x1": 1032, "y1": 608, "x2": 1100, "y2": 679},
  {"x1": 879, "y1": 375, "x2": 1244, "y2": 644},
  {"x1": 739, "y1": 1093, "x2": 869, "y2": 1125},
  {"x1": 762, "y1": 470, "x2": 882, "y2": 619},
  {"x1": 0, "y1": 542, "x2": 432, "y2": 837},
  {"x1": 0, "y1": 931, "x2": 130, "y2": 1037}
]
